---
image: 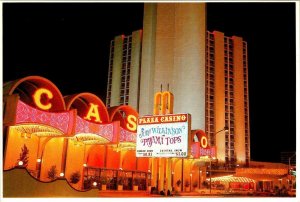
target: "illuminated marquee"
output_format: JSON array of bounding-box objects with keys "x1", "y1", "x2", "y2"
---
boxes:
[
  {"x1": 136, "y1": 113, "x2": 190, "y2": 157},
  {"x1": 75, "y1": 116, "x2": 117, "y2": 142},
  {"x1": 10, "y1": 82, "x2": 139, "y2": 143},
  {"x1": 16, "y1": 100, "x2": 74, "y2": 135}
]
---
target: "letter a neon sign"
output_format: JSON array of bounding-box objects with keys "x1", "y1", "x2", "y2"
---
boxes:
[{"x1": 84, "y1": 103, "x2": 102, "y2": 123}]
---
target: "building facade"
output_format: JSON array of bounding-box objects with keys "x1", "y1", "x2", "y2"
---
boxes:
[
  {"x1": 3, "y1": 76, "x2": 210, "y2": 196},
  {"x1": 106, "y1": 3, "x2": 250, "y2": 166},
  {"x1": 106, "y1": 3, "x2": 206, "y2": 131},
  {"x1": 106, "y1": 30, "x2": 143, "y2": 110},
  {"x1": 206, "y1": 31, "x2": 250, "y2": 166}
]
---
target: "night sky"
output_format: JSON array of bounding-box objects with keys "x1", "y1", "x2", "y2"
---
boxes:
[{"x1": 3, "y1": 2, "x2": 296, "y2": 163}]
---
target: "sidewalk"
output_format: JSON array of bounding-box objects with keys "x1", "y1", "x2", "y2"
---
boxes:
[{"x1": 98, "y1": 190, "x2": 154, "y2": 197}]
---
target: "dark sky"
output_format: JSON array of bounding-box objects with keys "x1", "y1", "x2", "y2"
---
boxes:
[{"x1": 3, "y1": 2, "x2": 296, "y2": 163}]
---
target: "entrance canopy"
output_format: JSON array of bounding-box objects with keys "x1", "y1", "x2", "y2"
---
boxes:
[{"x1": 210, "y1": 175, "x2": 255, "y2": 183}]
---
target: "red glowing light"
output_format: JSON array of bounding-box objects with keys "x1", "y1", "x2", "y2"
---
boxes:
[
  {"x1": 191, "y1": 142, "x2": 200, "y2": 158},
  {"x1": 109, "y1": 105, "x2": 139, "y2": 132},
  {"x1": 119, "y1": 127, "x2": 136, "y2": 143},
  {"x1": 192, "y1": 130, "x2": 208, "y2": 148},
  {"x1": 200, "y1": 146, "x2": 216, "y2": 157}
]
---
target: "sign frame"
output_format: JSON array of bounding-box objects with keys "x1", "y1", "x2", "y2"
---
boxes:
[{"x1": 136, "y1": 113, "x2": 191, "y2": 158}]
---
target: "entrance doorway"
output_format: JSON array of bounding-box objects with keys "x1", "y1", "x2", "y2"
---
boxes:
[{"x1": 83, "y1": 167, "x2": 151, "y2": 191}]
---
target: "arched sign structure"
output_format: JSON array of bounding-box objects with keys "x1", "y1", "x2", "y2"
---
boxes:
[
  {"x1": 64, "y1": 93, "x2": 115, "y2": 144},
  {"x1": 3, "y1": 76, "x2": 140, "y2": 173},
  {"x1": 108, "y1": 105, "x2": 139, "y2": 149}
]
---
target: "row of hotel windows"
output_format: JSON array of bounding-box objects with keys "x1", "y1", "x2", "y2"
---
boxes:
[
  {"x1": 107, "y1": 32, "x2": 250, "y2": 162},
  {"x1": 224, "y1": 37, "x2": 235, "y2": 162},
  {"x1": 206, "y1": 32, "x2": 250, "y2": 164},
  {"x1": 119, "y1": 36, "x2": 132, "y2": 105},
  {"x1": 106, "y1": 40, "x2": 115, "y2": 107},
  {"x1": 205, "y1": 32, "x2": 216, "y2": 147},
  {"x1": 243, "y1": 55, "x2": 250, "y2": 162}
]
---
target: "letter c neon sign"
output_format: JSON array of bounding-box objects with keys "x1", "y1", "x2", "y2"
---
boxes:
[{"x1": 33, "y1": 88, "x2": 53, "y2": 110}]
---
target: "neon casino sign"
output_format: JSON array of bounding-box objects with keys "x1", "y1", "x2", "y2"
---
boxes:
[{"x1": 18, "y1": 87, "x2": 139, "y2": 140}]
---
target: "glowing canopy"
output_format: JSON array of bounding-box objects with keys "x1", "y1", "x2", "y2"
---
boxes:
[{"x1": 210, "y1": 175, "x2": 255, "y2": 183}]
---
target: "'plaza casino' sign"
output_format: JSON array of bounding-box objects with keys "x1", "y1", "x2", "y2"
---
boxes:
[{"x1": 136, "y1": 113, "x2": 191, "y2": 158}]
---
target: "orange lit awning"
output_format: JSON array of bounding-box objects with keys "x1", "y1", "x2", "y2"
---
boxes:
[{"x1": 209, "y1": 175, "x2": 255, "y2": 183}]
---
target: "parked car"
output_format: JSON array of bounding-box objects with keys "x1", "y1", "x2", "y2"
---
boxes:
[{"x1": 287, "y1": 189, "x2": 296, "y2": 197}]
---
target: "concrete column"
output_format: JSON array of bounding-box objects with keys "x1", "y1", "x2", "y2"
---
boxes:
[
  {"x1": 60, "y1": 138, "x2": 68, "y2": 175},
  {"x1": 173, "y1": 3, "x2": 206, "y2": 130},
  {"x1": 153, "y1": 3, "x2": 175, "y2": 94},
  {"x1": 140, "y1": 3, "x2": 206, "y2": 129},
  {"x1": 158, "y1": 158, "x2": 165, "y2": 191},
  {"x1": 151, "y1": 158, "x2": 158, "y2": 187},
  {"x1": 166, "y1": 158, "x2": 172, "y2": 192}
]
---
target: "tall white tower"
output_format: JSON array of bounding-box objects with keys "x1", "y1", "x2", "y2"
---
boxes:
[{"x1": 139, "y1": 3, "x2": 207, "y2": 130}]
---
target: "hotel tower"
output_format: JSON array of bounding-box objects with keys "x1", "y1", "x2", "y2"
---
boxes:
[{"x1": 106, "y1": 3, "x2": 250, "y2": 166}]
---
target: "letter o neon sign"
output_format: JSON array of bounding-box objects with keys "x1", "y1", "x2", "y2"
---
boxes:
[{"x1": 200, "y1": 136, "x2": 208, "y2": 148}]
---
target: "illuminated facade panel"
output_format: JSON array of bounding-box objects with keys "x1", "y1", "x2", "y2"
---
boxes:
[
  {"x1": 75, "y1": 116, "x2": 115, "y2": 142},
  {"x1": 16, "y1": 100, "x2": 73, "y2": 135}
]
